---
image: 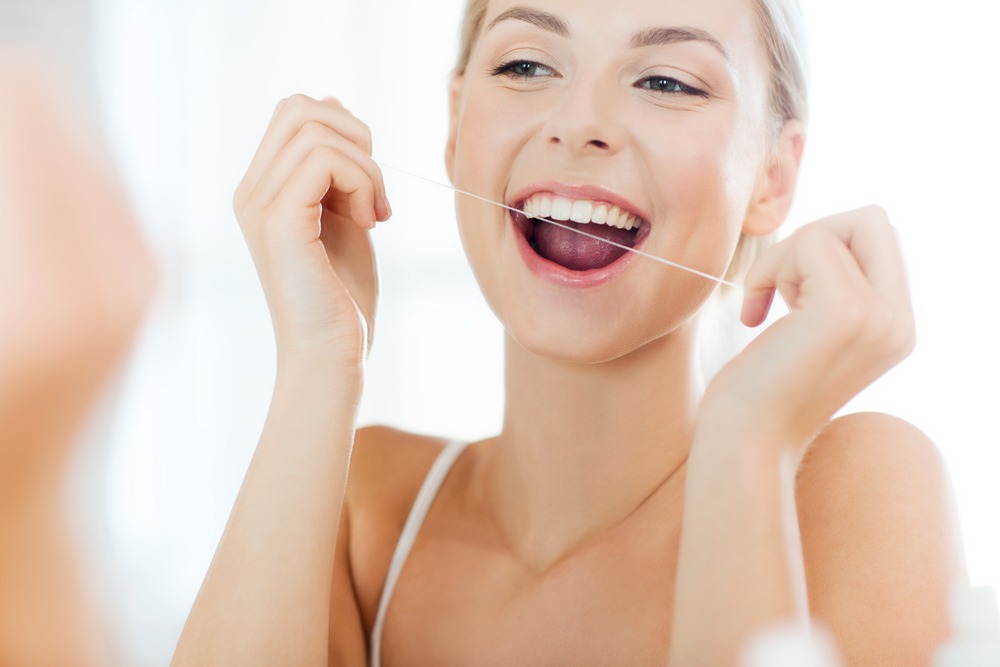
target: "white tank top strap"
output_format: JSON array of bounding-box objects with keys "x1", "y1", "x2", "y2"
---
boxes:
[{"x1": 369, "y1": 439, "x2": 471, "y2": 667}]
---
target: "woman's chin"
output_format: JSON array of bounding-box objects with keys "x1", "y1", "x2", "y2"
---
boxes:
[{"x1": 502, "y1": 315, "x2": 665, "y2": 366}]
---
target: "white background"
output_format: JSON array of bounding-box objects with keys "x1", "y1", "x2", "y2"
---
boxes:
[{"x1": 11, "y1": 0, "x2": 997, "y2": 663}]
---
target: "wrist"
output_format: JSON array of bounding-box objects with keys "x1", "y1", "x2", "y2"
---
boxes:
[
  {"x1": 690, "y1": 415, "x2": 803, "y2": 474},
  {"x1": 275, "y1": 352, "x2": 364, "y2": 400},
  {"x1": 695, "y1": 389, "x2": 818, "y2": 465}
]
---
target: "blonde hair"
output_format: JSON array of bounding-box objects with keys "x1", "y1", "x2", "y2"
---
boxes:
[{"x1": 452, "y1": 0, "x2": 809, "y2": 284}]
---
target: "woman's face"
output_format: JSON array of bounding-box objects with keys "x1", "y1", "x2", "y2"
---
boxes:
[{"x1": 447, "y1": 0, "x2": 779, "y2": 363}]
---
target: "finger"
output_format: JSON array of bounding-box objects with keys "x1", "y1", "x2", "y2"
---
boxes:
[
  {"x1": 741, "y1": 285, "x2": 776, "y2": 328},
  {"x1": 789, "y1": 225, "x2": 871, "y2": 305},
  {"x1": 248, "y1": 120, "x2": 387, "y2": 216},
  {"x1": 742, "y1": 224, "x2": 872, "y2": 326},
  {"x1": 270, "y1": 145, "x2": 379, "y2": 231},
  {"x1": 785, "y1": 222, "x2": 916, "y2": 370},
  {"x1": 740, "y1": 233, "x2": 795, "y2": 326},
  {"x1": 237, "y1": 95, "x2": 376, "y2": 208},
  {"x1": 818, "y1": 205, "x2": 911, "y2": 307}
]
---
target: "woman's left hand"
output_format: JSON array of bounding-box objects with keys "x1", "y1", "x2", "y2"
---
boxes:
[{"x1": 700, "y1": 205, "x2": 915, "y2": 457}]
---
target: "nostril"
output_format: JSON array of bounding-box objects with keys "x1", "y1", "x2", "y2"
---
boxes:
[{"x1": 547, "y1": 136, "x2": 613, "y2": 150}]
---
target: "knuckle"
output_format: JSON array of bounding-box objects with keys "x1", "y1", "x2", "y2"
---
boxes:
[
  {"x1": 286, "y1": 92, "x2": 312, "y2": 107},
  {"x1": 361, "y1": 124, "x2": 373, "y2": 153},
  {"x1": 885, "y1": 311, "x2": 917, "y2": 358},
  {"x1": 792, "y1": 222, "x2": 827, "y2": 250},
  {"x1": 807, "y1": 221, "x2": 835, "y2": 242},
  {"x1": 861, "y1": 203, "x2": 889, "y2": 222},
  {"x1": 309, "y1": 143, "x2": 340, "y2": 164},
  {"x1": 278, "y1": 93, "x2": 313, "y2": 123},
  {"x1": 233, "y1": 183, "x2": 256, "y2": 222},
  {"x1": 300, "y1": 119, "x2": 330, "y2": 143}
]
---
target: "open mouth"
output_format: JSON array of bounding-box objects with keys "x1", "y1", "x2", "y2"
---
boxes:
[{"x1": 512, "y1": 194, "x2": 650, "y2": 272}]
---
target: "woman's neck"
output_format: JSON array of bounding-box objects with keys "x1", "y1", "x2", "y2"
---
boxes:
[{"x1": 478, "y1": 324, "x2": 702, "y2": 571}]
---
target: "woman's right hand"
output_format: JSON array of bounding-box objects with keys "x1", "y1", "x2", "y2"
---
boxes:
[{"x1": 233, "y1": 95, "x2": 390, "y2": 373}]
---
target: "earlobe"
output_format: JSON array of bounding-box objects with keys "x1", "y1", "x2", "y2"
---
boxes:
[
  {"x1": 445, "y1": 76, "x2": 464, "y2": 183},
  {"x1": 743, "y1": 120, "x2": 806, "y2": 237}
]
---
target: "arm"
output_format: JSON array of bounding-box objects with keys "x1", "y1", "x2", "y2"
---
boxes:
[
  {"x1": 172, "y1": 363, "x2": 363, "y2": 666},
  {"x1": 670, "y1": 427, "x2": 808, "y2": 667},
  {"x1": 798, "y1": 413, "x2": 961, "y2": 665},
  {"x1": 172, "y1": 95, "x2": 390, "y2": 666},
  {"x1": 0, "y1": 56, "x2": 155, "y2": 667},
  {"x1": 669, "y1": 207, "x2": 929, "y2": 665}
]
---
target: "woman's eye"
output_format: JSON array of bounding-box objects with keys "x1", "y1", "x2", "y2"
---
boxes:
[
  {"x1": 492, "y1": 60, "x2": 555, "y2": 80},
  {"x1": 637, "y1": 76, "x2": 708, "y2": 98}
]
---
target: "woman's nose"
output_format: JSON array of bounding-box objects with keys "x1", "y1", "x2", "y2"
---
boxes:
[{"x1": 542, "y1": 76, "x2": 626, "y2": 158}]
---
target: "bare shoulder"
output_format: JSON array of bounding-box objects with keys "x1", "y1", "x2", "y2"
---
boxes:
[
  {"x1": 797, "y1": 411, "x2": 948, "y2": 503},
  {"x1": 795, "y1": 412, "x2": 964, "y2": 664},
  {"x1": 342, "y1": 426, "x2": 450, "y2": 630},
  {"x1": 347, "y1": 425, "x2": 449, "y2": 513}
]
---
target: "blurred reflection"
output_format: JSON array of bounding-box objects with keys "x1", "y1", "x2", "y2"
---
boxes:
[{"x1": 0, "y1": 50, "x2": 156, "y2": 666}]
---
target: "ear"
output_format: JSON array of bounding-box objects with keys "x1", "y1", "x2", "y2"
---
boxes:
[
  {"x1": 742, "y1": 120, "x2": 806, "y2": 236},
  {"x1": 444, "y1": 75, "x2": 464, "y2": 184}
]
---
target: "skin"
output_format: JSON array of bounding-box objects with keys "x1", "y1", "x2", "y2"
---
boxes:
[
  {"x1": 0, "y1": 54, "x2": 156, "y2": 667},
  {"x1": 173, "y1": 0, "x2": 964, "y2": 665}
]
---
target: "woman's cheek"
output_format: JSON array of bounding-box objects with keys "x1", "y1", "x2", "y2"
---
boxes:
[{"x1": 453, "y1": 86, "x2": 528, "y2": 193}]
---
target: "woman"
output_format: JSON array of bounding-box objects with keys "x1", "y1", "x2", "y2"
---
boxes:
[{"x1": 173, "y1": 0, "x2": 963, "y2": 664}]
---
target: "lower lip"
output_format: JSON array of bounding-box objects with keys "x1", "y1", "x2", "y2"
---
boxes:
[{"x1": 510, "y1": 211, "x2": 644, "y2": 288}]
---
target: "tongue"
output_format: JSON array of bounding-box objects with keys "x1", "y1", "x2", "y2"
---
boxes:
[{"x1": 532, "y1": 219, "x2": 633, "y2": 271}]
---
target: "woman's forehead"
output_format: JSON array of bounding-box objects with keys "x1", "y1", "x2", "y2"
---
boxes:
[{"x1": 479, "y1": 0, "x2": 761, "y2": 56}]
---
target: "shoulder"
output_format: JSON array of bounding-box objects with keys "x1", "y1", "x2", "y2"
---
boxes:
[
  {"x1": 347, "y1": 425, "x2": 449, "y2": 514},
  {"x1": 797, "y1": 411, "x2": 948, "y2": 502},
  {"x1": 795, "y1": 412, "x2": 964, "y2": 663},
  {"x1": 342, "y1": 425, "x2": 451, "y2": 629}
]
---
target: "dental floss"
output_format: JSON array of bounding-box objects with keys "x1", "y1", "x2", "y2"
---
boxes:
[{"x1": 375, "y1": 161, "x2": 742, "y2": 289}]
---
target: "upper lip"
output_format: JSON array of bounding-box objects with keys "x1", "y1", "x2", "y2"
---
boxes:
[{"x1": 507, "y1": 181, "x2": 652, "y2": 225}]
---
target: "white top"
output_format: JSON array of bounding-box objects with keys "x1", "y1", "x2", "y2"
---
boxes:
[{"x1": 368, "y1": 440, "x2": 472, "y2": 667}]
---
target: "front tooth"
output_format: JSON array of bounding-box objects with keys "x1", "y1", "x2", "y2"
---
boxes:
[
  {"x1": 592, "y1": 204, "x2": 609, "y2": 224},
  {"x1": 538, "y1": 196, "x2": 552, "y2": 219},
  {"x1": 570, "y1": 200, "x2": 594, "y2": 223},
  {"x1": 551, "y1": 197, "x2": 572, "y2": 221}
]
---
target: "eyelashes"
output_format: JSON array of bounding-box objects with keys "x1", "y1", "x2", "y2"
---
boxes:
[
  {"x1": 491, "y1": 60, "x2": 556, "y2": 79},
  {"x1": 635, "y1": 75, "x2": 709, "y2": 99},
  {"x1": 491, "y1": 59, "x2": 709, "y2": 99}
]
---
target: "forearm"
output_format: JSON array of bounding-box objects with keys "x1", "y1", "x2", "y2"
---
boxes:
[
  {"x1": 172, "y1": 360, "x2": 362, "y2": 667},
  {"x1": 668, "y1": 430, "x2": 808, "y2": 667}
]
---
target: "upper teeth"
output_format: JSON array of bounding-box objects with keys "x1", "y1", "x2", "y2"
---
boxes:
[{"x1": 521, "y1": 194, "x2": 641, "y2": 231}]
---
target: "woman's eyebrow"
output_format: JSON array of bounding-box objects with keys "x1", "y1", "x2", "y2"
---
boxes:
[
  {"x1": 486, "y1": 7, "x2": 729, "y2": 62},
  {"x1": 486, "y1": 7, "x2": 569, "y2": 37},
  {"x1": 632, "y1": 27, "x2": 730, "y2": 61}
]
